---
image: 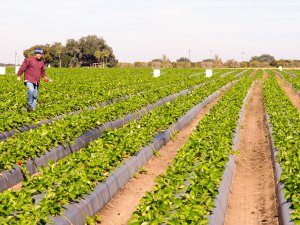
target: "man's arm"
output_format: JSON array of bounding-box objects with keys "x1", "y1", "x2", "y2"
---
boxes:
[
  {"x1": 41, "y1": 63, "x2": 48, "y2": 82},
  {"x1": 17, "y1": 59, "x2": 29, "y2": 81}
]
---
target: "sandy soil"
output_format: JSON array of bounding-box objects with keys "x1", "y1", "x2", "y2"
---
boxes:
[
  {"x1": 263, "y1": 70, "x2": 268, "y2": 79},
  {"x1": 224, "y1": 80, "x2": 279, "y2": 225},
  {"x1": 276, "y1": 74, "x2": 300, "y2": 112},
  {"x1": 10, "y1": 172, "x2": 41, "y2": 192},
  {"x1": 250, "y1": 69, "x2": 258, "y2": 77},
  {"x1": 97, "y1": 93, "x2": 225, "y2": 225},
  {"x1": 11, "y1": 183, "x2": 22, "y2": 192}
]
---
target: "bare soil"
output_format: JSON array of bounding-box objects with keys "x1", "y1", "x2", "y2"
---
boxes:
[
  {"x1": 249, "y1": 69, "x2": 258, "y2": 77},
  {"x1": 11, "y1": 172, "x2": 41, "y2": 192},
  {"x1": 11, "y1": 183, "x2": 22, "y2": 192},
  {"x1": 263, "y1": 70, "x2": 268, "y2": 79},
  {"x1": 276, "y1": 75, "x2": 300, "y2": 112},
  {"x1": 224, "y1": 80, "x2": 279, "y2": 225},
  {"x1": 97, "y1": 93, "x2": 225, "y2": 225}
]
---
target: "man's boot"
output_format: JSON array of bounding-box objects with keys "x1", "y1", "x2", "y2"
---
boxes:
[{"x1": 27, "y1": 105, "x2": 33, "y2": 112}]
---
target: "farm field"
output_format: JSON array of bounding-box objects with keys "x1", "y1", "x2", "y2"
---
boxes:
[{"x1": 0, "y1": 68, "x2": 299, "y2": 225}]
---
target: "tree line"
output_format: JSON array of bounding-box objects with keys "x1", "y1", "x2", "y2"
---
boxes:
[
  {"x1": 5, "y1": 44, "x2": 299, "y2": 69},
  {"x1": 118, "y1": 54, "x2": 300, "y2": 68},
  {"x1": 23, "y1": 35, "x2": 118, "y2": 68}
]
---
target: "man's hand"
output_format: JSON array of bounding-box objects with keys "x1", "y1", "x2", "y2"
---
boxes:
[
  {"x1": 43, "y1": 76, "x2": 49, "y2": 82},
  {"x1": 17, "y1": 76, "x2": 21, "y2": 81}
]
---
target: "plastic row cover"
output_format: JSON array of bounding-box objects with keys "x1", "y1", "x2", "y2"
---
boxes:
[
  {"x1": 0, "y1": 95, "x2": 131, "y2": 143},
  {"x1": 220, "y1": 70, "x2": 237, "y2": 78},
  {"x1": 0, "y1": 78, "x2": 209, "y2": 143},
  {"x1": 235, "y1": 70, "x2": 248, "y2": 78},
  {"x1": 208, "y1": 81, "x2": 255, "y2": 225},
  {"x1": 0, "y1": 166, "x2": 24, "y2": 192},
  {"x1": 1, "y1": 77, "x2": 213, "y2": 143},
  {"x1": 49, "y1": 81, "x2": 236, "y2": 225},
  {"x1": 275, "y1": 71, "x2": 300, "y2": 97},
  {"x1": 189, "y1": 72, "x2": 204, "y2": 77},
  {"x1": 0, "y1": 81, "x2": 208, "y2": 192},
  {"x1": 284, "y1": 71, "x2": 297, "y2": 78}
]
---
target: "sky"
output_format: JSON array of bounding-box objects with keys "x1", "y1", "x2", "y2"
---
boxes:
[{"x1": 0, "y1": 0, "x2": 299, "y2": 63}]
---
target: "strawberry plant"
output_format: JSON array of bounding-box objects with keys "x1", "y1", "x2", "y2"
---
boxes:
[
  {"x1": 279, "y1": 70, "x2": 300, "y2": 93},
  {"x1": 0, "y1": 68, "x2": 210, "y2": 133},
  {"x1": 128, "y1": 76, "x2": 254, "y2": 224},
  {"x1": 0, "y1": 72, "x2": 243, "y2": 172},
  {"x1": 263, "y1": 71, "x2": 300, "y2": 223},
  {"x1": 0, "y1": 71, "x2": 251, "y2": 224}
]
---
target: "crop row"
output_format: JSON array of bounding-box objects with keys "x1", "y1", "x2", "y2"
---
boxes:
[
  {"x1": 0, "y1": 79, "x2": 185, "y2": 169},
  {"x1": 0, "y1": 69, "x2": 214, "y2": 135},
  {"x1": 1, "y1": 68, "x2": 227, "y2": 133},
  {"x1": 278, "y1": 70, "x2": 300, "y2": 93},
  {"x1": 288, "y1": 70, "x2": 300, "y2": 77},
  {"x1": 263, "y1": 73, "x2": 300, "y2": 223},
  {"x1": 0, "y1": 76, "x2": 213, "y2": 141},
  {"x1": 0, "y1": 71, "x2": 245, "y2": 173},
  {"x1": 128, "y1": 76, "x2": 254, "y2": 225},
  {"x1": 0, "y1": 70, "x2": 245, "y2": 224}
]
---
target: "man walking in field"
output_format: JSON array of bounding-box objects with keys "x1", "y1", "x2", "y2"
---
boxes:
[{"x1": 17, "y1": 48, "x2": 49, "y2": 112}]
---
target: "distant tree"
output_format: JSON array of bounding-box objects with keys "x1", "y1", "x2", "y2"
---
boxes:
[
  {"x1": 224, "y1": 59, "x2": 239, "y2": 68},
  {"x1": 202, "y1": 59, "x2": 213, "y2": 62},
  {"x1": 78, "y1": 35, "x2": 106, "y2": 66},
  {"x1": 213, "y1": 55, "x2": 223, "y2": 68},
  {"x1": 0, "y1": 63, "x2": 14, "y2": 67},
  {"x1": 65, "y1": 39, "x2": 82, "y2": 67},
  {"x1": 102, "y1": 49, "x2": 111, "y2": 66},
  {"x1": 151, "y1": 59, "x2": 162, "y2": 62},
  {"x1": 176, "y1": 57, "x2": 190, "y2": 62},
  {"x1": 200, "y1": 59, "x2": 213, "y2": 69},
  {"x1": 22, "y1": 35, "x2": 118, "y2": 68},
  {"x1": 193, "y1": 62, "x2": 202, "y2": 68},
  {"x1": 161, "y1": 54, "x2": 171, "y2": 68},
  {"x1": 200, "y1": 55, "x2": 223, "y2": 68},
  {"x1": 172, "y1": 62, "x2": 191, "y2": 68},
  {"x1": 292, "y1": 60, "x2": 300, "y2": 68},
  {"x1": 269, "y1": 60, "x2": 278, "y2": 67},
  {"x1": 240, "y1": 61, "x2": 250, "y2": 68},
  {"x1": 149, "y1": 59, "x2": 162, "y2": 68},
  {"x1": 250, "y1": 54, "x2": 275, "y2": 63},
  {"x1": 134, "y1": 62, "x2": 147, "y2": 68},
  {"x1": 94, "y1": 50, "x2": 103, "y2": 64},
  {"x1": 276, "y1": 59, "x2": 293, "y2": 68},
  {"x1": 117, "y1": 62, "x2": 134, "y2": 68},
  {"x1": 249, "y1": 60, "x2": 264, "y2": 68},
  {"x1": 50, "y1": 42, "x2": 64, "y2": 68}
]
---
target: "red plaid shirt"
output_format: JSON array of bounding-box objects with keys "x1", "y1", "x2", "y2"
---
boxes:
[{"x1": 17, "y1": 56, "x2": 46, "y2": 85}]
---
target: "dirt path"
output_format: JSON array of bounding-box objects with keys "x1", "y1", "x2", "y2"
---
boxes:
[
  {"x1": 224, "y1": 80, "x2": 279, "y2": 225},
  {"x1": 263, "y1": 70, "x2": 268, "y2": 78},
  {"x1": 250, "y1": 69, "x2": 258, "y2": 77},
  {"x1": 97, "y1": 93, "x2": 225, "y2": 225},
  {"x1": 276, "y1": 74, "x2": 300, "y2": 112}
]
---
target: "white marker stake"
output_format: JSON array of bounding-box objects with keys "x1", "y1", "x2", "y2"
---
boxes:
[
  {"x1": 153, "y1": 69, "x2": 160, "y2": 77},
  {"x1": 15, "y1": 66, "x2": 20, "y2": 74},
  {"x1": 206, "y1": 69, "x2": 212, "y2": 77},
  {"x1": 279, "y1": 66, "x2": 283, "y2": 71},
  {"x1": 0, "y1": 67, "x2": 5, "y2": 75}
]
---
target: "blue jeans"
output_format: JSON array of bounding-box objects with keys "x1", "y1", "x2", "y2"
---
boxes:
[{"x1": 25, "y1": 82, "x2": 39, "y2": 110}]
